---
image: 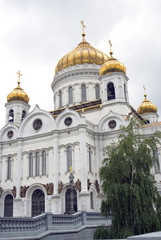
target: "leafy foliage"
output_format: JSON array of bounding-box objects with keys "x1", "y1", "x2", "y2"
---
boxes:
[{"x1": 97, "y1": 120, "x2": 161, "y2": 239}]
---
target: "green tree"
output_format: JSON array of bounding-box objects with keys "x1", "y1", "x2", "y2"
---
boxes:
[{"x1": 96, "y1": 120, "x2": 161, "y2": 239}]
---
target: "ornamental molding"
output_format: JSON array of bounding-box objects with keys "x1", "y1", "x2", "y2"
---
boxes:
[
  {"x1": 58, "y1": 142, "x2": 79, "y2": 150},
  {"x1": 52, "y1": 65, "x2": 100, "y2": 89},
  {"x1": 1, "y1": 153, "x2": 17, "y2": 159},
  {"x1": 55, "y1": 63, "x2": 100, "y2": 77}
]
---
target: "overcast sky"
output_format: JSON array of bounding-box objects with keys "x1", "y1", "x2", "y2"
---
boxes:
[{"x1": 0, "y1": 0, "x2": 161, "y2": 129}]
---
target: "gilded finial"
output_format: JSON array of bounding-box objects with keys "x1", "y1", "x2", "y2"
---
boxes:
[
  {"x1": 143, "y1": 85, "x2": 147, "y2": 98},
  {"x1": 81, "y1": 20, "x2": 86, "y2": 39},
  {"x1": 108, "y1": 40, "x2": 113, "y2": 57},
  {"x1": 17, "y1": 71, "x2": 22, "y2": 86},
  {"x1": 69, "y1": 166, "x2": 72, "y2": 173}
]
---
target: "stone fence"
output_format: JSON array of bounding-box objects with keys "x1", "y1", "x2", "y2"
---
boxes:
[{"x1": 0, "y1": 211, "x2": 111, "y2": 239}]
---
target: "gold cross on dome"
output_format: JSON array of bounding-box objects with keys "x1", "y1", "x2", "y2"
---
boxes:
[
  {"x1": 143, "y1": 85, "x2": 147, "y2": 98},
  {"x1": 109, "y1": 40, "x2": 112, "y2": 50},
  {"x1": 69, "y1": 166, "x2": 72, "y2": 173},
  {"x1": 81, "y1": 20, "x2": 86, "y2": 39},
  {"x1": 17, "y1": 70, "x2": 22, "y2": 86},
  {"x1": 108, "y1": 40, "x2": 113, "y2": 57}
]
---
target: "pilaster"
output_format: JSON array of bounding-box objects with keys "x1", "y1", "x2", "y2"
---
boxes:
[
  {"x1": 53, "y1": 132, "x2": 59, "y2": 195},
  {"x1": 79, "y1": 128, "x2": 87, "y2": 192},
  {"x1": 16, "y1": 139, "x2": 23, "y2": 198}
]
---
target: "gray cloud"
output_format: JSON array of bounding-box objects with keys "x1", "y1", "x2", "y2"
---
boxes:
[{"x1": 0, "y1": 0, "x2": 161, "y2": 127}]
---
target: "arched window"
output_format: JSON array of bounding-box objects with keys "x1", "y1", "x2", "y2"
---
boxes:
[
  {"x1": 81, "y1": 84, "x2": 86, "y2": 102},
  {"x1": 4, "y1": 194, "x2": 13, "y2": 217},
  {"x1": 42, "y1": 150, "x2": 46, "y2": 175},
  {"x1": 7, "y1": 157, "x2": 11, "y2": 180},
  {"x1": 29, "y1": 153, "x2": 33, "y2": 177},
  {"x1": 90, "y1": 192, "x2": 94, "y2": 209},
  {"x1": 107, "y1": 82, "x2": 115, "y2": 100},
  {"x1": 124, "y1": 84, "x2": 127, "y2": 102},
  {"x1": 35, "y1": 152, "x2": 40, "y2": 176},
  {"x1": 67, "y1": 146, "x2": 72, "y2": 172},
  {"x1": 9, "y1": 109, "x2": 14, "y2": 123},
  {"x1": 95, "y1": 84, "x2": 100, "y2": 99},
  {"x1": 69, "y1": 86, "x2": 73, "y2": 104},
  {"x1": 21, "y1": 110, "x2": 26, "y2": 121},
  {"x1": 59, "y1": 90, "x2": 62, "y2": 108},
  {"x1": 89, "y1": 147, "x2": 92, "y2": 173},
  {"x1": 32, "y1": 189, "x2": 45, "y2": 217}
]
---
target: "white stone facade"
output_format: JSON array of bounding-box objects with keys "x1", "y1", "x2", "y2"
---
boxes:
[{"x1": 0, "y1": 58, "x2": 161, "y2": 218}]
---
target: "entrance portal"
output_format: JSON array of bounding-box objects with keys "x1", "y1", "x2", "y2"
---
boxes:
[
  {"x1": 65, "y1": 188, "x2": 77, "y2": 214},
  {"x1": 32, "y1": 189, "x2": 45, "y2": 217},
  {"x1": 4, "y1": 194, "x2": 13, "y2": 217}
]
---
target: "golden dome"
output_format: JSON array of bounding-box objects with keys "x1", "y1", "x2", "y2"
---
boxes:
[
  {"x1": 137, "y1": 90, "x2": 157, "y2": 115},
  {"x1": 55, "y1": 34, "x2": 108, "y2": 75},
  {"x1": 100, "y1": 40, "x2": 126, "y2": 76},
  {"x1": 100, "y1": 57, "x2": 126, "y2": 76},
  {"x1": 7, "y1": 71, "x2": 29, "y2": 104}
]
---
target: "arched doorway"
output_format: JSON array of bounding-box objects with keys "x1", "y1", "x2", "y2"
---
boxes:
[
  {"x1": 4, "y1": 194, "x2": 13, "y2": 217},
  {"x1": 32, "y1": 189, "x2": 45, "y2": 217},
  {"x1": 65, "y1": 188, "x2": 77, "y2": 214}
]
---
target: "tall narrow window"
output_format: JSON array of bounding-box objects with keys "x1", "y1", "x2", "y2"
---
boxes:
[
  {"x1": 89, "y1": 147, "x2": 92, "y2": 173},
  {"x1": 90, "y1": 192, "x2": 94, "y2": 209},
  {"x1": 59, "y1": 90, "x2": 62, "y2": 108},
  {"x1": 42, "y1": 150, "x2": 46, "y2": 175},
  {"x1": 22, "y1": 110, "x2": 26, "y2": 121},
  {"x1": 69, "y1": 86, "x2": 73, "y2": 104},
  {"x1": 9, "y1": 109, "x2": 14, "y2": 123},
  {"x1": 107, "y1": 82, "x2": 115, "y2": 100},
  {"x1": 29, "y1": 153, "x2": 33, "y2": 177},
  {"x1": 67, "y1": 146, "x2": 72, "y2": 172},
  {"x1": 35, "y1": 152, "x2": 40, "y2": 176},
  {"x1": 7, "y1": 157, "x2": 11, "y2": 180},
  {"x1": 95, "y1": 85, "x2": 100, "y2": 99},
  {"x1": 154, "y1": 150, "x2": 160, "y2": 174},
  {"x1": 81, "y1": 84, "x2": 86, "y2": 102}
]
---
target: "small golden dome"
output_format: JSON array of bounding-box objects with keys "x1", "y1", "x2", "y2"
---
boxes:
[
  {"x1": 100, "y1": 40, "x2": 126, "y2": 76},
  {"x1": 55, "y1": 35, "x2": 108, "y2": 75},
  {"x1": 7, "y1": 71, "x2": 29, "y2": 104},
  {"x1": 100, "y1": 57, "x2": 126, "y2": 76},
  {"x1": 137, "y1": 90, "x2": 157, "y2": 114}
]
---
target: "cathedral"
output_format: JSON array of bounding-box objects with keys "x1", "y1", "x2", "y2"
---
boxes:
[{"x1": 0, "y1": 22, "x2": 160, "y2": 218}]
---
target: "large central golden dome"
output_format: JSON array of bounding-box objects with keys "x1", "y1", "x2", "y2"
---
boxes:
[{"x1": 55, "y1": 34, "x2": 108, "y2": 75}]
